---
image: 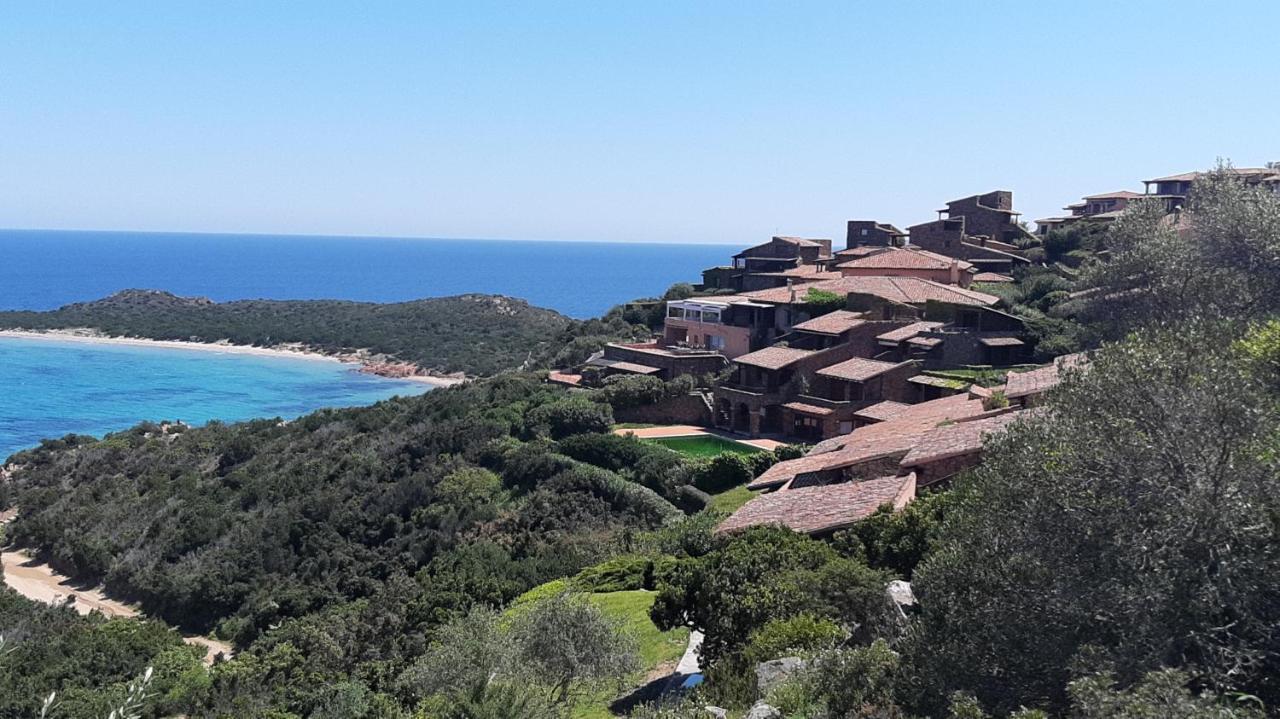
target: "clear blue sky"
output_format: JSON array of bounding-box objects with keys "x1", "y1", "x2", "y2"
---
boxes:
[{"x1": 2, "y1": 1, "x2": 1276, "y2": 244}]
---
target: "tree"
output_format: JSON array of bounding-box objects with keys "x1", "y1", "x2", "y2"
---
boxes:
[
  {"x1": 902, "y1": 324, "x2": 1280, "y2": 714},
  {"x1": 524, "y1": 398, "x2": 614, "y2": 439},
  {"x1": 510, "y1": 591, "x2": 640, "y2": 706},
  {"x1": 1078, "y1": 166, "x2": 1280, "y2": 341},
  {"x1": 651, "y1": 526, "x2": 890, "y2": 669}
]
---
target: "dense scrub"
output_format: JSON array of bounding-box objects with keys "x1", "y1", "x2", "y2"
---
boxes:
[{"x1": 0, "y1": 290, "x2": 646, "y2": 376}]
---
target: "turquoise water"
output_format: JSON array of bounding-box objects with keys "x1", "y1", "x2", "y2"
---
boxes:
[{"x1": 0, "y1": 336, "x2": 429, "y2": 460}]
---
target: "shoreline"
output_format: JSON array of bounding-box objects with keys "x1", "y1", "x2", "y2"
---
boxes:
[{"x1": 0, "y1": 329, "x2": 464, "y2": 388}]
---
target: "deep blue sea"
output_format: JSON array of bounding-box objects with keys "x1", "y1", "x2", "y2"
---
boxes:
[
  {"x1": 0, "y1": 229, "x2": 729, "y2": 319},
  {"x1": 0, "y1": 229, "x2": 730, "y2": 459}
]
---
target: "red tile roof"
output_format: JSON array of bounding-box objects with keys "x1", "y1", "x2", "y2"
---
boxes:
[
  {"x1": 816, "y1": 357, "x2": 911, "y2": 382},
  {"x1": 718, "y1": 473, "x2": 916, "y2": 535},
  {"x1": 748, "y1": 394, "x2": 989, "y2": 489},
  {"x1": 899, "y1": 411, "x2": 1023, "y2": 467},
  {"x1": 733, "y1": 346, "x2": 814, "y2": 370},
  {"x1": 740, "y1": 277, "x2": 998, "y2": 308},
  {"x1": 837, "y1": 247, "x2": 973, "y2": 272},
  {"x1": 1082, "y1": 190, "x2": 1143, "y2": 200},
  {"x1": 1003, "y1": 352, "x2": 1088, "y2": 399},
  {"x1": 783, "y1": 401, "x2": 835, "y2": 416},
  {"x1": 853, "y1": 400, "x2": 911, "y2": 423},
  {"x1": 791, "y1": 310, "x2": 866, "y2": 335},
  {"x1": 836, "y1": 246, "x2": 893, "y2": 258},
  {"x1": 973, "y1": 272, "x2": 1014, "y2": 283},
  {"x1": 876, "y1": 321, "x2": 944, "y2": 344}
]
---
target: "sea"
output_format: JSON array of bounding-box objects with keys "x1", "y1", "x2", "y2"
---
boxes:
[{"x1": 0, "y1": 229, "x2": 731, "y2": 459}]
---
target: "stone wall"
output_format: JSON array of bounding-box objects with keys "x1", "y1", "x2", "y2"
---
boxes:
[{"x1": 615, "y1": 392, "x2": 713, "y2": 426}]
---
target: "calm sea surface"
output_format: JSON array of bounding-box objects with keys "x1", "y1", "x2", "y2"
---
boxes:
[
  {"x1": 0, "y1": 230, "x2": 730, "y2": 319},
  {"x1": 0, "y1": 230, "x2": 730, "y2": 458}
]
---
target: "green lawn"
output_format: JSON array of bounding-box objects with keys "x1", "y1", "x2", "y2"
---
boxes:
[
  {"x1": 708, "y1": 484, "x2": 756, "y2": 515},
  {"x1": 645, "y1": 434, "x2": 764, "y2": 459},
  {"x1": 571, "y1": 590, "x2": 690, "y2": 719}
]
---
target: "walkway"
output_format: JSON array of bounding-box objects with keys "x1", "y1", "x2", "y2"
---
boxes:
[{"x1": 614, "y1": 425, "x2": 786, "y2": 451}]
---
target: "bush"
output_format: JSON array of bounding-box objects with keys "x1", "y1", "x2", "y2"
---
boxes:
[
  {"x1": 690, "y1": 454, "x2": 753, "y2": 493},
  {"x1": 673, "y1": 484, "x2": 712, "y2": 514},
  {"x1": 573, "y1": 555, "x2": 656, "y2": 592},
  {"x1": 744, "y1": 614, "x2": 844, "y2": 664},
  {"x1": 525, "y1": 398, "x2": 614, "y2": 439}
]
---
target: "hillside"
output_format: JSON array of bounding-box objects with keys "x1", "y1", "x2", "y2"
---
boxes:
[{"x1": 0, "y1": 290, "x2": 582, "y2": 376}]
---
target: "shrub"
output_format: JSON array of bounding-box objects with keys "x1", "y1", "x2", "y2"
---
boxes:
[
  {"x1": 525, "y1": 398, "x2": 614, "y2": 439},
  {"x1": 744, "y1": 614, "x2": 844, "y2": 664},
  {"x1": 673, "y1": 484, "x2": 711, "y2": 514},
  {"x1": 690, "y1": 454, "x2": 752, "y2": 493}
]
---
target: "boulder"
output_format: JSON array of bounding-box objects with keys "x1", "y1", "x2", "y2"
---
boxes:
[
  {"x1": 755, "y1": 656, "x2": 806, "y2": 697},
  {"x1": 887, "y1": 579, "x2": 917, "y2": 619},
  {"x1": 745, "y1": 702, "x2": 781, "y2": 719},
  {"x1": 703, "y1": 707, "x2": 728, "y2": 719}
]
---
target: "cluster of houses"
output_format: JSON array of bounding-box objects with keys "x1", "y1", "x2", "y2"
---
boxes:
[
  {"x1": 1034, "y1": 165, "x2": 1280, "y2": 235},
  {"x1": 560, "y1": 168, "x2": 1267, "y2": 535},
  {"x1": 586, "y1": 190, "x2": 1040, "y2": 442}
]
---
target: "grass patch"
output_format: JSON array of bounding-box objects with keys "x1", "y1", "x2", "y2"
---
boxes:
[
  {"x1": 924, "y1": 364, "x2": 1041, "y2": 388},
  {"x1": 645, "y1": 434, "x2": 763, "y2": 459},
  {"x1": 708, "y1": 484, "x2": 756, "y2": 515},
  {"x1": 571, "y1": 590, "x2": 689, "y2": 719}
]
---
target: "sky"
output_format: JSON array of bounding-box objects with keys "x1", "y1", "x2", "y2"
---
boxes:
[{"x1": 1, "y1": 1, "x2": 1277, "y2": 245}]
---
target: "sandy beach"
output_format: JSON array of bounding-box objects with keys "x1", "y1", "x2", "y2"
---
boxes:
[
  {"x1": 0, "y1": 329, "x2": 464, "y2": 387},
  {"x1": 1, "y1": 547, "x2": 233, "y2": 665}
]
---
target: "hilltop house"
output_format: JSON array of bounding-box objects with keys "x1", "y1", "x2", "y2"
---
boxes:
[
  {"x1": 700, "y1": 236, "x2": 834, "y2": 292},
  {"x1": 845, "y1": 220, "x2": 908, "y2": 250},
  {"x1": 906, "y1": 191, "x2": 1032, "y2": 275}
]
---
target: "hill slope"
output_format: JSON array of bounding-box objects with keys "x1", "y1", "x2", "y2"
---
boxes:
[{"x1": 0, "y1": 290, "x2": 576, "y2": 376}]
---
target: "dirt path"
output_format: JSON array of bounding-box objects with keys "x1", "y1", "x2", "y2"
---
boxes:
[{"x1": 1, "y1": 548, "x2": 232, "y2": 665}]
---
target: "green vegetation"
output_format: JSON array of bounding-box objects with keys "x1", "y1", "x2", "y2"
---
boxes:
[
  {"x1": 0, "y1": 289, "x2": 649, "y2": 376},
  {"x1": 7, "y1": 166, "x2": 1280, "y2": 718},
  {"x1": 643, "y1": 434, "x2": 762, "y2": 459},
  {"x1": 706, "y1": 483, "x2": 755, "y2": 515}
]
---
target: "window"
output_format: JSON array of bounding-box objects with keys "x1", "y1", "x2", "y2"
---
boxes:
[
  {"x1": 707, "y1": 335, "x2": 725, "y2": 350},
  {"x1": 702, "y1": 309, "x2": 721, "y2": 324},
  {"x1": 667, "y1": 305, "x2": 685, "y2": 319},
  {"x1": 861, "y1": 229, "x2": 869, "y2": 236}
]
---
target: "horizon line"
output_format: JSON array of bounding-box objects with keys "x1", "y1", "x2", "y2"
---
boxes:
[{"x1": 0, "y1": 226, "x2": 749, "y2": 247}]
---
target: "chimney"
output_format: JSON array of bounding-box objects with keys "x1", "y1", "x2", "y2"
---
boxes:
[
  {"x1": 787, "y1": 278, "x2": 796, "y2": 303},
  {"x1": 950, "y1": 259, "x2": 960, "y2": 285}
]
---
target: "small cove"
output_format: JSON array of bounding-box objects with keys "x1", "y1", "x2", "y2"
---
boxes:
[{"x1": 0, "y1": 335, "x2": 430, "y2": 460}]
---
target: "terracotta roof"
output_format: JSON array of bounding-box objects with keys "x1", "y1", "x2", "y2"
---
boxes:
[
  {"x1": 587, "y1": 358, "x2": 663, "y2": 375},
  {"x1": 774, "y1": 236, "x2": 829, "y2": 247},
  {"x1": 900, "y1": 411, "x2": 1023, "y2": 468},
  {"x1": 749, "y1": 394, "x2": 989, "y2": 489},
  {"x1": 754, "y1": 265, "x2": 843, "y2": 280},
  {"x1": 719, "y1": 473, "x2": 916, "y2": 535},
  {"x1": 738, "y1": 277, "x2": 998, "y2": 308},
  {"x1": 791, "y1": 310, "x2": 866, "y2": 335},
  {"x1": 1003, "y1": 352, "x2": 1088, "y2": 399},
  {"x1": 853, "y1": 400, "x2": 911, "y2": 423},
  {"x1": 1144, "y1": 168, "x2": 1277, "y2": 184},
  {"x1": 973, "y1": 272, "x2": 1014, "y2": 283},
  {"x1": 817, "y1": 357, "x2": 911, "y2": 382},
  {"x1": 837, "y1": 247, "x2": 973, "y2": 272},
  {"x1": 907, "y1": 336, "x2": 943, "y2": 349},
  {"x1": 783, "y1": 401, "x2": 835, "y2": 416},
  {"x1": 1082, "y1": 190, "x2": 1143, "y2": 200},
  {"x1": 547, "y1": 371, "x2": 583, "y2": 386},
  {"x1": 836, "y1": 246, "x2": 893, "y2": 258},
  {"x1": 979, "y1": 336, "x2": 1025, "y2": 347},
  {"x1": 733, "y1": 346, "x2": 814, "y2": 370},
  {"x1": 877, "y1": 321, "x2": 944, "y2": 344}
]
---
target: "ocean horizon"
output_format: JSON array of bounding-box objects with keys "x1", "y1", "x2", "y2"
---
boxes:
[{"x1": 0, "y1": 229, "x2": 731, "y2": 319}]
